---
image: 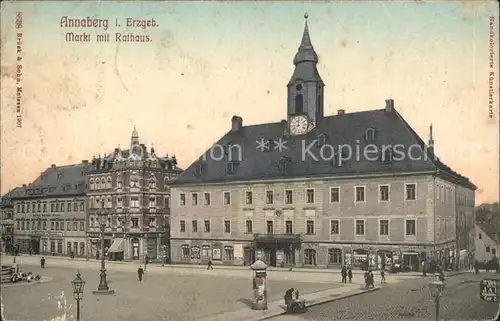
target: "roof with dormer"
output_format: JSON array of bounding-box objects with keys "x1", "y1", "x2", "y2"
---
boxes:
[
  {"x1": 8, "y1": 164, "x2": 93, "y2": 200},
  {"x1": 170, "y1": 107, "x2": 473, "y2": 190}
]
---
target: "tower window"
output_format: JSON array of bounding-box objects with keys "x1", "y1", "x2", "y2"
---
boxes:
[
  {"x1": 295, "y1": 84, "x2": 303, "y2": 91},
  {"x1": 295, "y1": 94, "x2": 304, "y2": 114}
]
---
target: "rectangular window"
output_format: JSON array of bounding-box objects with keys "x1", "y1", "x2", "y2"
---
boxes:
[
  {"x1": 224, "y1": 220, "x2": 231, "y2": 233},
  {"x1": 181, "y1": 246, "x2": 190, "y2": 259},
  {"x1": 355, "y1": 187, "x2": 365, "y2": 202},
  {"x1": 379, "y1": 220, "x2": 389, "y2": 236},
  {"x1": 246, "y1": 220, "x2": 253, "y2": 233},
  {"x1": 245, "y1": 191, "x2": 253, "y2": 205},
  {"x1": 306, "y1": 189, "x2": 315, "y2": 203},
  {"x1": 43, "y1": 203, "x2": 47, "y2": 212},
  {"x1": 51, "y1": 204, "x2": 55, "y2": 212},
  {"x1": 192, "y1": 220, "x2": 197, "y2": 232},
  {"x1": 67, "y1": 203, "x2": 72, "y2": 212},
  {"x1": 73, "y1": 203, "x2": 78, "y2": 211},
  {"x1": 180, "y1": 220, "x2": 186, "y2": 232},
  {"x1": 328, "y1": 248, "x2": 343, "y2": 264},
  {"x1": 486, "y1": 246, "x2": 490, "y2": 253},
  {"x1": 306, "y1": 220, "x2": 315, "y2": 234},
  {"x1": 406, "y1": 184, "x2": 416, "y2": 200},
  {"x1": 43, "y1": 221, "x2": 47, "y2": 230},
  {"x1": 27, "y1": 204, "x2": 31, "y2": 213},
  {"x1": 131, "y1": 218, "x2": 139, "y2": 228},
  {"x1": 164, "y1": 196, "x2": 170, "y2": 209},
  {"x1": 406, "y1": 219, "x2": 416, "y2": 236},
  {"x1": 224, "y1": 246, "x2": 234, "y2": 261},
  {"x1": 204, "y1": 220, "x2": 210, "y2": 233},
  {"x1": 180, "y1": 193, "x2": 186, "y2": 206},
  {"x1": 330, "y1": 187, "x2": 340, "y2": 203},
  {"x1": 266, "y1": 220, "x2": 274, "y2": 234},
  {"x1": 266, "y1": 190, "x2": 274, "y2": 204},
  {"x1": 223, "y1": 192, "x2": 231, "y2": 205},
  {"x1": 285, "y1": 220, "x2": 293, "y2": 234},
  {"x1": 204, "y1": 193, "x2": 211, "y2": 206},
  {"x1": 149, "y1": 197, "x2": 156, "y2": 208},
  {"x1": 55, "y1": 222, "x2": 60, "y2": 231},
  {"x1": 130, "y1": 197, "x2": 140, "y2": 208},
  {"x1": 191, "y1": 193, "x2": 198, "y2": 206},
  {"x1": 379, "y1": 185, "x2": 390, "y2": 201},
  {"x1": 117, "y1": 197, "x2": 123, "y2": 208},
  {"x1": 79, "y1": 222, "x2": 84, "y2": 231},
  {"x1": 330, "y1": 220, "x2": 339, "y2": 235},
  {"x1": 355, "y1": 220, "x2": 365, "y2": 235},
  {"x1": 285, "y1": 190, "x2": 293, "y2": 204},
  {"x1": 55, "y1": 203, "x2": 60, "y2": 212}
]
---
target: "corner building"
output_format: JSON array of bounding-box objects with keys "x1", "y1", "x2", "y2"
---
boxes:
[
  {"x1": 10, "y1": 164, "x2": 90, "y2": 256},
  {"x1": 169, "y1": 16, "x2": 476, "y2": 270},
  {"x1": 86, "y1": 128, "x2": 182, "y2": 262}
]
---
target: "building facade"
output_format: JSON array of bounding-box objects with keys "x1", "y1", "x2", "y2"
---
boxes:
[
  {"x1": 11, "y1": 163, "x2": 91, "y2": 257},
  {"x1": 0, "y1": 190, "x2": 17, "y2": 254},
  {"x1": 86, "y1": 128, "x2": 182, "y2": 262},
  {"x1": 169, "y1": 15, "x2": 476, "y2": 270},
  {"x1": 475, "y1": 222, "x2": 499, "y2": 263}
]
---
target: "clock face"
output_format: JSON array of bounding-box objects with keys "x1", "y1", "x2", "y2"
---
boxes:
[{"x1": 290, "y1": 115, "x2": 309, "y2": 135}]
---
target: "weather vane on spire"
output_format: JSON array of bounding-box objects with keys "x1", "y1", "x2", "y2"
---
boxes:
[{"x1": 304, "y1": 12, "x2": 308, "y2": 19}]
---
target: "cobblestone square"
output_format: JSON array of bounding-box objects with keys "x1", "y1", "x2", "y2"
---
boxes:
[{"x1": 2, "y1": 264, "x2": 335, "y2": 321}]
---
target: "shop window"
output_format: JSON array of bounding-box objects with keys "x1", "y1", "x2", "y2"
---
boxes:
[
  {"x1": 304, "y1": 249, "x2": 316, "y2": 265},
  {"x1": 328, "y1": 248, "x2": 342, "y2": 264},
  {"x1": 181, "y1": 245, "x2": 190, "y2": 259},
  {"x1": 224, "y1": 246, "x2": 234, "y2": 261}
]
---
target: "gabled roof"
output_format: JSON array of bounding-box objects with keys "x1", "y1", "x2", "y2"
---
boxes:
[
  {"x1": 476, "y1": 222, "x2": 500, "y2": 243},
  {"x1": 10, "y1": 164, "x2": 92, "y2": 199}
]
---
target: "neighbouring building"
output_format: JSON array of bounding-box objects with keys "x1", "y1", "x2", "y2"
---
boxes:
[
  {"x1": 169, "y1": 15, "x2": 476, "y2": 269},
  {"x1": 0, "y1": 189, "x2": 19, "y2": 253},
  {"x1": 86, "y1": 127, "x2": 182, "y2": 262},
  {"x1": 475, "y1": 222, "x2": 499, "y2": 263},
  {"x1": 11, "y1": 163, "x2": 91, "y2": 256}
]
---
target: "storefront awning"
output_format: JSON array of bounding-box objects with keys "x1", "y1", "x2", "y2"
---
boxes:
[{"x1": 108, "y1": 238, "x2": 124, "y2": 253}]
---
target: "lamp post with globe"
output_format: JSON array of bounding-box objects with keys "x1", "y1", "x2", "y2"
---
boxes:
[
  {"x1": 429, "y1": 272, "x2": 445, "y2": 321},
  {"x1": 71, "y1": 271, "x2": 85, "y2": 321},
  {"x1": 92, "y1": 200, "x2": 114, "y2": 295}
]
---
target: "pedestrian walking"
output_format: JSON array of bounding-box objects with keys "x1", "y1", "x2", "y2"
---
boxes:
[
  {"x1": 347, "y1": 269, "x2": 353, "y2": 284},
  {"x1": 40, "y1": 256, "x2": 45, "y2": 268},
  {"x1": 137, "y1": 265, "x2": 144, "y2": 281},
  {"x1": 380, "y1": 270, "x2": 386, "y2": 284},
  {"x1": 207, "y1": 260, "x2": 213, "y2": 270},
  {"x1": 70, "y1": 251, "x2": 74, "y2": 260},
  {"x1": 341, "y1": 267, "x2": 347, "y2": 283}
]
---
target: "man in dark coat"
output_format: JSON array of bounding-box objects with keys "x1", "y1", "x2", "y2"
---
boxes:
[
  {"x1": 137, "y1": 265, "x2": 144, "y2": 282},
  {"x1": 40, "y1": 257, "x2": 45, "y2": 268},
  {"x1": 347, "y1": 269, "x2": 353, "y2": 283}
]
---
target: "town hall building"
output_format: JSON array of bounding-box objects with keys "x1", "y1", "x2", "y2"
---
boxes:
[{"x1": 169, "y1": 15, "x2": 476, "y2": 270}]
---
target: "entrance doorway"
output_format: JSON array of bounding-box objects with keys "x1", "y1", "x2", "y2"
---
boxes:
[
  {"x1": 244, "y1": 247, "x2": 255, "y2": 266},
  {"x1": 30, "y1": 238, "x2": 40, "y2": 254},
  {"x1": 264, "y1": 248, "x2": 277, "y2": 267}
]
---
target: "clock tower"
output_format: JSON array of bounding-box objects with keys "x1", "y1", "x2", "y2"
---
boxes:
[{"x1": 287, "y1": 13, "x2": 324, "y2": 136}]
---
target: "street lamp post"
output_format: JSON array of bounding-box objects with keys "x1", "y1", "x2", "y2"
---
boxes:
[
  {"x1": 92, "y1": 201, "x2": 114, "y2": 295},
  {"x1": 429, "y1": 272, "x2": 445, "y2": 321},
  {"x1": 71, "y1": 271, "x2": 85, "y2": 321}
]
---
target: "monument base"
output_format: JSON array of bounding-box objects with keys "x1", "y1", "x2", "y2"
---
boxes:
[
  {"x1": 252, "y1": 301, "x2": 268, "y2": 310},
  {"x1": 92, "y1": 289, "x2": 115, "y2": 295}
]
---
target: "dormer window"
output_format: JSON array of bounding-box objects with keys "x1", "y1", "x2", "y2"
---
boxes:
[
  {"x1": 266, "y1": 139, "x2": 274, "y2": 152},
  {"x1": 226, "y1": 161, "x2": 239, "y2": 175},
  {"x1": 278, "y1": 157, "x2": 289, "y2": 171},
  {"x1": 317, "y1": 134, "x2": 327, "y2": 147},
  {"x1": 333, "y1": 150, "x2": 348, "y2": 167},
  {"x1": 195, "y1": 164, "x2": 204, "y2": 176},
  {"x1": 382, "y1": 146, "x2": 393, "y2": 163},
  {"x1": 365, "y1": 128, "x2": 376, "y2": 142}
]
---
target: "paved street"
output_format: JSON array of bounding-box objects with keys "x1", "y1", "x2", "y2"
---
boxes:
[
  {"x1": 2, "y1": 263, "x2": 335, "y2": 321},
  {"x1": 270, "y1": 272, "x2": 499, "y2": 321}
]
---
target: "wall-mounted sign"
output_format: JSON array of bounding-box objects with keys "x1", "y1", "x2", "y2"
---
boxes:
[
  {"x1": 191, "y1": 245, "x2": 200, "y2": 260},
  {"x1": 480, "y1": 278, "x2": 498, "y2": 302},
  {"x1": 212, "y1": 248, "x2": 221, "y2": 260}
]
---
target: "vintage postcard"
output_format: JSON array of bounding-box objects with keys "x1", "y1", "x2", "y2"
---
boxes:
[{"x1": 0, "y1": 1, "x2": 499, "y2": 321}]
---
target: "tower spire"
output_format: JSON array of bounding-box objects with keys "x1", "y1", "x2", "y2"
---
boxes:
[
  {"x1": 300, "y1": 13, "x2": 313, "y2": 49},
  {"x1": 293, "y1": 13, "x2": 318, "y2": 65}
]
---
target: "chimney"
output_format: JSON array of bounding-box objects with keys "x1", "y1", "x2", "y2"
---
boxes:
[
  {"x1": 428, "y1": 123, "x2": 435, "y2": 156},
  {"x1": 51, "y1": 164, "x2": 56, "y2": 169},
  {"x1": 337, "y1": 109, "x2": 345, "y2": 115},
  {"x1": 385, "y1": 99, "x2": 394, "y2": 113},
  {"x1": 82, "y1": 160, "x2": 89, "y2": 165},
  {"x1": 231, "y1": 115, "x2": 243, "y2": 132}
]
